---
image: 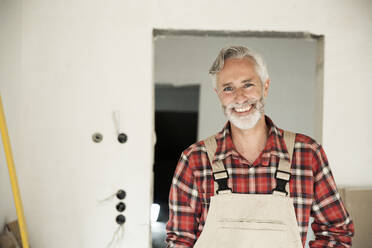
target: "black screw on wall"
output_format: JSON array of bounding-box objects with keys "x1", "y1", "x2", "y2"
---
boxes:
[{"x1": 115, "y1": 190, "x2": 126, "y2": 224}]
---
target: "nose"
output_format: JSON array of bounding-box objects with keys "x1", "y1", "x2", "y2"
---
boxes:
[{"x1": 234, "y1": 87, "x2": 247, "y2": 103}]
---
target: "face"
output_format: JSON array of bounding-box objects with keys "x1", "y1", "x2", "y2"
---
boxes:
[{"x1": 215, "y1": 57, "x2": 270, "y2": 130}]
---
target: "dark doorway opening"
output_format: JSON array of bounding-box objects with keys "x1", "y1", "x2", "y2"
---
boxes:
[
  {"x1": 154, "y1": 111, "x2": 198, "y2": 221},
  {"x1": 152, "y1": 84, "x2": 200, "y2": 248}
]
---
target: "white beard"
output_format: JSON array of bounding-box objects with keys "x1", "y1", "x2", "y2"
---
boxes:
[{"x1": 223, "y1": 97, "x2": 265, "y2": 130}]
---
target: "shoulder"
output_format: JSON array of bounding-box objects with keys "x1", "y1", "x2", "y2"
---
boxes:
[
  {"x1": 268, "y1": 116, "x2": 321, "y2": 152},
  {"x1": 280, "y1": 128, "x2": 321, "y2": 152},
  {"x1": 180, "y1": 139, "x2": 206, "y2": 156},
  {"x1": 286, "y1": 131, "x2": 328, "y2": 170},
  {"x1": 281, "y1": 129, "x2": 325, "y2": 162},
  {"x1": 177, "y1": 137, "x2": 214, "y2": 173},
  {"x1": 293, "y1": 132, "x2": 321, "y2": 150}
]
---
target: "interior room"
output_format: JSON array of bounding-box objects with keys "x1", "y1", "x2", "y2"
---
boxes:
[{"x1": 0, "y1": 1, "x2": 371, "y2": 247}]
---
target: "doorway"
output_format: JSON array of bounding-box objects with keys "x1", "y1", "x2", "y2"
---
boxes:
[{"x1": 152, "y1": 29, "x2": 324, "y2": 248}]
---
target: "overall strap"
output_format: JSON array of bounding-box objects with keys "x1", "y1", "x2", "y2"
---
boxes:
[
  {"x1": 204, "y1": 135, "x2": 232, "y2": 195},
  {"x1": 273, "y1": 131, "x2": 296, "y2": 196}
]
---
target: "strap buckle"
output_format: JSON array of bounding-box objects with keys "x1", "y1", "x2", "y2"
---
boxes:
[
  {"x1": 272, "y1": 170, "x2": 291, "y2": 195},
  {"x1": 213, "y1": 170, "x2": 229, "y2": 181},
  {"x1": 213, "y1": 170, "x2": 232, "y2": 194}
]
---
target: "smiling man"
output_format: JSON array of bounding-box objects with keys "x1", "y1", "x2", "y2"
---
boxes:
[{"x1": 166, "y1": 46, "x2": 354, "y2": 248}]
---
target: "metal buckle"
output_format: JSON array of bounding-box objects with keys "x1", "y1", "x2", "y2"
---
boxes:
[
  {"x1": 213, "y1": 170, "x2": 232, "y2": 194},
  {"x1": 273, "y1": 170, "x2": 291, "y2": 195}
]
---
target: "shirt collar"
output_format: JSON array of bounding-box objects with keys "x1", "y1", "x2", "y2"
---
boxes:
[{"x1": 213, "y1": 116, "x2": 291, "y2": 166}]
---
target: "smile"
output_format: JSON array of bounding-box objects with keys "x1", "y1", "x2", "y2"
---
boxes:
[{"x1": 234, "y1": 104, "x2": 253, "y2": 113}]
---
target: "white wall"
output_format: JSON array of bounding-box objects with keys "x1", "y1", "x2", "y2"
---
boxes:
[
  {"x1": 0, "y1": 0, "x2": 371, "y2": 247},
  {"x1": 0, "y1": 0, "x2": 153, "y2": 247}
]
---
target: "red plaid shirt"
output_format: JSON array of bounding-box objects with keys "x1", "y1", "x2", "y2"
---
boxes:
[{"x1": 166, "y1": 116, "x2": 354, "y2": 247}]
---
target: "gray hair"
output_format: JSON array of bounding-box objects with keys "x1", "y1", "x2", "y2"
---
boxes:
[{"x1": 209, "y1": 46, "x2": 269, "y2": 88}]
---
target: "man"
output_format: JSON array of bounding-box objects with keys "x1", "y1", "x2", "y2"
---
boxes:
[{"x1": 166, "y1": 46, "x2": 354, "y2": 247}]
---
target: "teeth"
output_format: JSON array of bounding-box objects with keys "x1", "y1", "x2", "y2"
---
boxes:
[{"x1": 234, "y1": 105, "x2": 252, "y2": 113}]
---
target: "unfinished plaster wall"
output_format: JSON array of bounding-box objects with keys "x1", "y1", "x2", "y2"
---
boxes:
[
  {"x1": 0, "y1": 0, "x2": 153, "y2": 247},
  {"x1": 0, "y1": 0, "x2": 371, "y2": 247}
]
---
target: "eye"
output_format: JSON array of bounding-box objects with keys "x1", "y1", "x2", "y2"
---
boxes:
[
  {"x1": 223, "y1": 86, "x2": 234, "y2": 92},
  {"x1": 243, "y1": 83, "x2": 253, "y2": 88}
]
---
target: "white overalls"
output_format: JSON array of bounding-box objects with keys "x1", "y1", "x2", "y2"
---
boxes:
[{"x1": 193, "y1": 131, "x2": 303, "y2": 248}]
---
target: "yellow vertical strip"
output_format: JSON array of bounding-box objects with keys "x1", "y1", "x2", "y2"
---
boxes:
[{"x1": 0, "y1": 95, "x2": 30, "y2": 248}]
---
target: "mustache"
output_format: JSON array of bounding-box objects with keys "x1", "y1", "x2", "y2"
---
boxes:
[{"x1": 226, "y1": 99, "x2": 260, "y2": 110}]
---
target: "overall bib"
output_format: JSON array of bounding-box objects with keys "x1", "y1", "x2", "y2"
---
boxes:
[{"x1": 194, "y1": 131, "x2": 303, "y2": 248}]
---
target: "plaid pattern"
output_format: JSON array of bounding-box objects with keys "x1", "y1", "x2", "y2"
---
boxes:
[{"x1": 166, "y1": 116, "x2": 354, "y2": 248}]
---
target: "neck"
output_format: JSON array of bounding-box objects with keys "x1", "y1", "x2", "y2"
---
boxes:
[{"x1": 230, "y1": 115, "x2": 269, "y2": 162}]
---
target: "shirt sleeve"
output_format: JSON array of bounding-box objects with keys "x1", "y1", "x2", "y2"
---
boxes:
[
  {"x1": 309, "y1": 145, "x2": 354, "y2": 248},
  {"x1": 166, "y1": 152, "x2": 200, "y2": 248}
]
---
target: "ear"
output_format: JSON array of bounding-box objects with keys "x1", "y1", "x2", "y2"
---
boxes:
[{"x1": 263, "y1": 78, "x2": 270, "y2": 98}]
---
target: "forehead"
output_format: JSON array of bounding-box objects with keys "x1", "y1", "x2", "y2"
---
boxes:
[{"x1": 217, "y1": 57, "x2": 258, "y2": 84}]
